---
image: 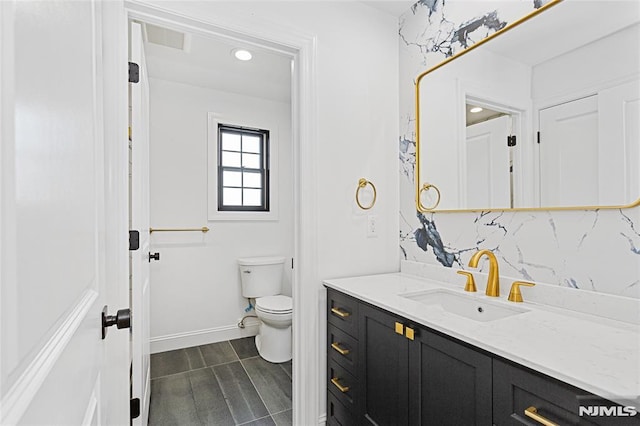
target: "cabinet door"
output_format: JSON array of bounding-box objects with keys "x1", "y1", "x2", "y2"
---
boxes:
[
  {"x1": 358, "y1": 304, "x2": 410, "y2": 425},
  {"x1": 409, "y1": 328, "x2": 492, "y2": 425}
]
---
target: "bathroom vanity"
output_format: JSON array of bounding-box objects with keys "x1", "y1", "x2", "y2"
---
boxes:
[{"x1": 324, "y1": 271, "x2": 640, "y2": 425}]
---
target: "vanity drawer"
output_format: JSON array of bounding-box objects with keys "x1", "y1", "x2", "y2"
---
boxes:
[
  {"x1": 328, "y1": 358, "x2": 358, "y2": 411},
  {"x1": 493, "y1": 359, "x2": 639, "y2": 426},
  {"x1": 327, "y1": 289, "x2": 358, "y2": 337},
  {"x1": 328, "y1": 324, "x2": 358, "y2": 374},
  {"x1": 327, "y1": 391, "x2": 355, "y2": 426}
]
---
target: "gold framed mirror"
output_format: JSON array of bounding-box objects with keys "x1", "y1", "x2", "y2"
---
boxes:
[{"x1": 416, "y1": 0, "x2": 640, "y2": 212}]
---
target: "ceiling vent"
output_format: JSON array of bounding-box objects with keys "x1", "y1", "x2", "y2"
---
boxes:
[{"x1": 143, "y1": 23, "x2": 190, "y2": 51}]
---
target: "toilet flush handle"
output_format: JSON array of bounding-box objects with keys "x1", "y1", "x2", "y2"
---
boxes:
[{"x1": 243, "y1": 270, "x2": 251, "y2": 274}]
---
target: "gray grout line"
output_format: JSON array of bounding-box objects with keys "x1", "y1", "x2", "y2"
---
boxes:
[
  {"x1": 195, "y1": 346, "x2": 206, "y2": 368},
  {"x1": 236, "y1": 414, "x2": 273, "y2": 426},
  {"x1": 150, "y1": 358, "x2": 241, "y2": 381},
  {"x1": 239, "y1": 356, "x2": 274, "y2": 417},
  {"x1": 278, "y1": 363, "x2": 292, "y2": 379},
  {"x1": 229, "y1": 340, "x2": 242, "y2": 361},
  {"x1": 270, "y1": 408, "x2": 291, "y2": 416},
  {"x1": 225, "y1": 340, "x2": 249, "y2": 425}
]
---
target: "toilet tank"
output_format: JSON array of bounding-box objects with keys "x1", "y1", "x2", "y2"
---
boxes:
[{"x1": 238, "y1": 256, "x2": 286, "y2": 298}]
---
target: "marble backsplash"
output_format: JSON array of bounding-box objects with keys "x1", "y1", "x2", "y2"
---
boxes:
[{"x1": 398, "y1": 0, "x2": 640, "y2": 298}]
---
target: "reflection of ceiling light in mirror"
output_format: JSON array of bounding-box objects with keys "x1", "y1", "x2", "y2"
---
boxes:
[
  {"x1": 470, "y1": 107, "x2": 483, "y2": 113},
  {"x1": 232, "y1": 49, "x2": 252, "y2": 61}
]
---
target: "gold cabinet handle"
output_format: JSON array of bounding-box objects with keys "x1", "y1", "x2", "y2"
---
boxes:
[
  {"x1": 405, "y1": 327, "x2": 415, "y2": 341},
  {"x1": 331, "y1": 342, "x2": 350, "y2": 355},
  {"x1": 508, "y1": 281, "x2": 536, "y2": 303},
  {"x1": 394, "y1": 322, "x2": 404, "y2": 335},
  {"x1": 331, "y1": 307, "x2": 350, "y2": 318},
  {"x1": 524, "y1": 406, "x2": 559, "y2": 426},
  {"x1": 331, "y1": 377, "x2": 350, "y2": 393}
]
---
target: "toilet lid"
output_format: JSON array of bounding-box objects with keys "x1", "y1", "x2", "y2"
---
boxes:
[{"x1": 256, "y1": 295, "x2": 292, "y2": 313}]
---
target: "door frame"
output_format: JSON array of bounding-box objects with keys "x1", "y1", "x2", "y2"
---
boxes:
[{"x1": 123, "y1": 2, "x2": 320, "y2": 424}]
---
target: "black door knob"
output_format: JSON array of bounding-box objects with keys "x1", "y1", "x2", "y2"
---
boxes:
[
  {"x1": 101, "y1": 306, "x2": 131, "y2": 339},
  {"x1": 149, "y1": 252, "x2": 160, "y2": 262}
]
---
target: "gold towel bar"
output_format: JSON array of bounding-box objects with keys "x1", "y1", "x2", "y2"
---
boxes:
[
  {"x1": 149, "y1": 227, "x2": 210, "y2": 233},
  {"x1": 355, "y1": 178, "x2": 377, "y2": 210}
]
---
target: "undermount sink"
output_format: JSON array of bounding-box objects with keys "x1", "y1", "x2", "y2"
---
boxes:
[{"x1": 400, "y1": 289, "x2": 529, "y2": 322}]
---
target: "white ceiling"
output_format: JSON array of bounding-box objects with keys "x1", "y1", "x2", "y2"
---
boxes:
[
  {"x1": 360, "y1": 1, "x2": 415, "y2": 17},
  {"x1": 484, "y1": 0, "x2": 640, "y2": 66},
  {"x1": 143, "y1": 24, "x2": 292, "y2": 103},
  {"x1": 142, "y1": 2, "x2": 414, "y2": 101}
]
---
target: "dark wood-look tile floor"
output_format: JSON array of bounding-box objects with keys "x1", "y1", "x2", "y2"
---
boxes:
[{"x1": 149, "y1": 337, "x2": 292, "y2": 426}]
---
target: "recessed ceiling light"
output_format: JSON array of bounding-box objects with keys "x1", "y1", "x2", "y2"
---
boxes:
[
  {"x1": 470, "y1": 107, "x2": 483, "y2": 113},
  {"x1": 232, "y1": 49, "x2": 252, "y2": 61}
]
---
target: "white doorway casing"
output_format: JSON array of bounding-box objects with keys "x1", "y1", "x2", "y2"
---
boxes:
[
  {"x1": 124, "y1": 2, "x2": 320, "y2": 423},
  {"x1": 130, "y1": 21, "x2": 152, "y2": 426}
]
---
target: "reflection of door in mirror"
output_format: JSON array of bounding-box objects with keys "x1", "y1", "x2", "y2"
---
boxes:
[
  {"x1": 539, "y1": 79, "x2": 640, "y2": 208},
  {"x1": 465, "y1": 110, "x2": 511, "y2": 209},
  {"x1": 539, "y1": 96, "x2": 598, "y2": 207}
]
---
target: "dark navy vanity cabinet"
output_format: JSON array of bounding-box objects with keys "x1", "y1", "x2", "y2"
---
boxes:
[{"x1": 326, "y1": 288, "x2": 639, "y2": 426}]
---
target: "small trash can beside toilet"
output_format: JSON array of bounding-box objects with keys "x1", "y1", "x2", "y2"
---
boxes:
[{"x1": 238, "y1": 256, "x2": 292, "y2": 363}]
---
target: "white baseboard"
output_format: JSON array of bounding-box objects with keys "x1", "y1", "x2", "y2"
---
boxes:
[{"x1": 150, "y1": 322, "x2": 259, "y2": 354}]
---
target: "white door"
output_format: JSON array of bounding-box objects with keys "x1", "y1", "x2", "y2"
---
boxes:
[
  {"x1": 539, "y1": 95, "x2": 599, "y2": 207},
  {"x1": 464, "y1": 115, "x2": 512, "y2": 209},
  {"x1": 130, "y1": 22, "x2": 152, "y2": 426},
  {"x1": 598, "y1": 80, "x2": 640, "y2": 205},
  {"x1": 0, "y1": 1, "x2": 129, "y2": 425}
]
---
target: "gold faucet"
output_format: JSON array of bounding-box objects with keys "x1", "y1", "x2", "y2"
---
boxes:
[{"x1": 468, "y1": 250, "x2": 500, "y2": 297}]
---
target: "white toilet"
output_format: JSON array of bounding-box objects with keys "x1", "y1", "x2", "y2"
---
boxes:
[{"x1": 238, "y1": 256, "x2": 292, "y2": 363}]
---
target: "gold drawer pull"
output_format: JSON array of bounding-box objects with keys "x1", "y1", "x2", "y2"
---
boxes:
[
  {"x1": 331, "y1": 342, "x2": 350, "y2": 355},
  {"x1": 331, "y1": 377, "x2": 350, "y2": 393},
  {"x1": 524, "y1": 406, "x2": 559, "y2": 426},
  {"x1": 331, "y1": 307, "x2": 350, "y2": 318}
]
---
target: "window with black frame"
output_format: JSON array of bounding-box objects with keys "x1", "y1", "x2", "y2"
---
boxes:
[{"x1": 217, "y1": 124, "x2": 270, "y2": 211}]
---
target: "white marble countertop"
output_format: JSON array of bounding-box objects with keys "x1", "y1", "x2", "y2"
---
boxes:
[{"x1": 323, "y1": 272, "x2": 640, "y2": 409}]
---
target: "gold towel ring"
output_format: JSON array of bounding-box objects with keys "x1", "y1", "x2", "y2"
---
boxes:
[
  {"x1": 355, "y1": 178, "x2": 377, "y2": 210},
  {"x1": 418, "y1": 183, "x2": 441, "y2": 211}
]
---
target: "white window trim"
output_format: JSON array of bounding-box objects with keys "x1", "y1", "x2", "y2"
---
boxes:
[{"x1": 207, "y1": 112, "x2": 279, "y2": 221}]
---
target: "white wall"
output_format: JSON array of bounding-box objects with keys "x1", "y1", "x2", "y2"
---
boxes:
[
  {"x1": 532, "y1": 23, "x2": 640, "y2": 104},
  {"x1": 148, "y1": 78, "x2": 294, "y2": 352}
]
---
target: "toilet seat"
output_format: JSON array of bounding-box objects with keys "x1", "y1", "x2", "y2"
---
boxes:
[{"x1": 255, "y1": 295, "x2": 292, "y2": 314}]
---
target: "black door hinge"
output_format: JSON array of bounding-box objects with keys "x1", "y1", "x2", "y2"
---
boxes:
[
  {"x1": 507, "y1": 135, "x2": 517, "y2": 147},
  {"x1": 130, "y1": 398, "x2": 140, "y2": 419},
  {"x1": 129, "y1": 62, "x2": 140, "y2": 83},
  {"x1": 537, "y1": 131, "x2": 541, "y2": 144},
  {"x1": 129, "y1": 230, "x2": 140, "y2": 251}
]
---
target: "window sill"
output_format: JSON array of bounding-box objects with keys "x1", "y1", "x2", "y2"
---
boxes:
[{"x1": 207, "y1": 209, "x2": 279, "y2": 222}]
